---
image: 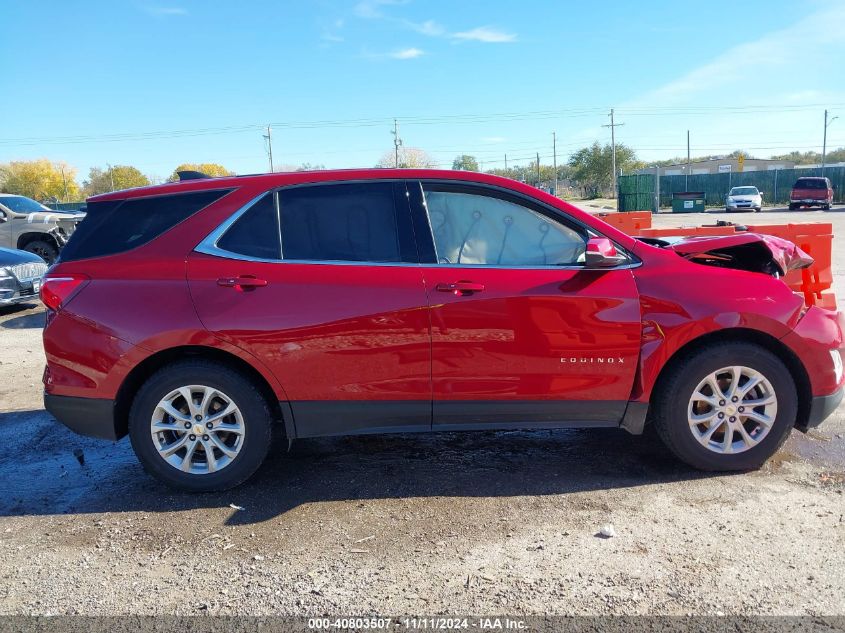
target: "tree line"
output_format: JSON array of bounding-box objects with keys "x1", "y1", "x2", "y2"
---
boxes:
[{"x1": 3, "y1": 143, "x2": 841, "y2": 203}]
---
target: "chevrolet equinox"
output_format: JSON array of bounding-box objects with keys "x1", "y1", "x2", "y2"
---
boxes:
[{"x1": 41, "y1": 169, "x2": 844, "y2": 490}]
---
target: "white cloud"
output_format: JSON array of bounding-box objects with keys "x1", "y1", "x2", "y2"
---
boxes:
[
  {"x1": 390, "y1": 47, "x2": 424, "y2": 59},
  {"x1": 607, "y1": 3, "x2": 845, "y2": 161},
  {"x1": 408, "y1": 19, "x2": 445, "y2": 37},
  {"x1": 354, "y1": 0, "x2": 406, "y2": 19},
  {"x1": 452, "y1": 26, "x2": 516, "y2": 43},
  {"x1": 143, "y1": 6, "x2": 187, "y2": 16}
]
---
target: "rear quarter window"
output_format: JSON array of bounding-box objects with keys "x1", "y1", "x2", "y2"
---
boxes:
[{"x1": 60, "y1": 189, "x2": 231, "y2": 262}]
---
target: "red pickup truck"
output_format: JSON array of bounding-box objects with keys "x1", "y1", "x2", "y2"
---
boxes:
[{"x1": 789, "y1": 177, "x2": 834, "y2": 210}]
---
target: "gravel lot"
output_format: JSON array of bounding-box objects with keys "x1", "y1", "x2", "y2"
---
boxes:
[{"x1": 0, "y1": 208, "x2": 843, "y2": 616}]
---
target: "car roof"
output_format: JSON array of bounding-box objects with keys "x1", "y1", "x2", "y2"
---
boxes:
[{"x1": 87, "y1": 168, "x2": 531, "y2": 202}]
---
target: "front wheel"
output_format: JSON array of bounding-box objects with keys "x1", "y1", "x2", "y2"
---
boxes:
[
  {"x1": 788, "y1": 203, "x2": 797, "y2": 211},
  {"x1": 129, "y1": 360, "x2": 273, "y2": 491},
  {"x1": 652, "y1": 342, "x2": 797, "y2": 471},
  {"x1": 23, "y1": 240, "x2": 58, "y2": 265}
]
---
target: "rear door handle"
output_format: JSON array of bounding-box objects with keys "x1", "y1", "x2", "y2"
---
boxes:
[
  {"x1": 217, "y1": 276, "x2": 268, "y2": 290},
  {"x1": 435, "y1": 281, "x2": 485, "y2": 296}
]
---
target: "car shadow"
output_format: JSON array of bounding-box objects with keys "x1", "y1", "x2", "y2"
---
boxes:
[
  {"x1": 0, "y1": 307, "x2": 45, "y2": 329},
  {"x1": 0, "y1": 408, "x2": 717, "y2": 526}
]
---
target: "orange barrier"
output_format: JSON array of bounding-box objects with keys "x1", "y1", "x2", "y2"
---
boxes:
[
  {"x1": 592, "y1": 211, "x2": 652, "y2": 234},
  {"x1": 745, "y1": 223, "x2": 834, "y2": 309}
]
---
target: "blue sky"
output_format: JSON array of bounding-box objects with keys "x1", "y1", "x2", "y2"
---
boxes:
[{"x1": 1, "y1": 0, "x2": 844, "y2": 181}]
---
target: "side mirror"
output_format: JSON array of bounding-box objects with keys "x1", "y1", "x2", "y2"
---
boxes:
[{"x1": 584, "y1": 237, "x2": 627, "y2": 268}]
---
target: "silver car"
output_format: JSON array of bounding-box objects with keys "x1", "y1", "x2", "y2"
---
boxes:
[{"x1": 725, "y1": 186, "x2": 763, "y2": 212}]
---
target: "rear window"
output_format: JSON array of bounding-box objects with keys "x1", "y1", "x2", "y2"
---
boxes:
[
  {"x1": 794, "y1": 178, "x2": 828, "y2": 190},
  {"x1": 60, "y1": 189, "x2": 230, "y2": 262}
]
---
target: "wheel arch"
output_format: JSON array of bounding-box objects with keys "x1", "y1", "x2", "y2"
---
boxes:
[
  {"x1": 16, "y1": 231, "x2": 59, "y2": 251},
  {"x1": 648, "y1": 327, "x2": 812, "y2": 429},
  {"x1": 113, "y1": 345, "x2": 287, "y2": 440}
]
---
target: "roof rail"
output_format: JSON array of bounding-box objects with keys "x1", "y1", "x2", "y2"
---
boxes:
[{"x1": 177, "y1": 170, "x2": 212, "y2": 181}]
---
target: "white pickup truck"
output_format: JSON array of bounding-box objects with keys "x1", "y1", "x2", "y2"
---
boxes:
[{"x1": 0, "y1": 194, "x2": 84, "y2": 264}]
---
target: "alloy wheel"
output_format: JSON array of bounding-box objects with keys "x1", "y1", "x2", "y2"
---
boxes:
[
  {"x1": 150, "y1": 385, "x2": 245, "y2": 474},
  {"x1": 687, "y1": 366, "x2": 778, "y2": 454}
]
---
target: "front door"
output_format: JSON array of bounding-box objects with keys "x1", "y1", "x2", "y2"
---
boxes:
[
  {"x1": 411, "y1": 181, "x2": 642, "y2": 429},
  {"x1": 188, "y1": 181, "x2": 432, "y2": 437}
]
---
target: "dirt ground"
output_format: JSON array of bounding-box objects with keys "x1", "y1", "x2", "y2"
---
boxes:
[{"x1": 0, "y1": 208, "x2": 843, "y2": 616}]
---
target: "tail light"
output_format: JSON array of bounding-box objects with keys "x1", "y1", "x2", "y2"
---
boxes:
[{"x1": 40, "y1": 274, "x2": 89, "y2": 312}]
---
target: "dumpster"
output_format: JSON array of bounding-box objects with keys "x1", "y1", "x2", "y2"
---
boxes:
[{"x1": 671, "y1": 191, "x2": 705, "y2": 213}]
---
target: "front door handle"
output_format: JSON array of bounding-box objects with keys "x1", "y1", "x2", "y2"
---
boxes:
[
  {"x1": 435, "y1": 281, "x2": 485, "y2": 296},
  {"x1": 217, "y1": 275, "x2": 268, "y2": 290}
]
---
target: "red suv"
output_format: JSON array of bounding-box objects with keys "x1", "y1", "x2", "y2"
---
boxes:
[
  {"x1": 789, "y1": 176, "x2": 834, "y2": 210},
  {"x1": 41, "y1": 170, "x2": 844, "y2": 491}
]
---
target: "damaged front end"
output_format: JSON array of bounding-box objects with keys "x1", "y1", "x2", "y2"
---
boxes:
[{"x1": 638, "y1": 233, "x2": 814, "y2": 277}]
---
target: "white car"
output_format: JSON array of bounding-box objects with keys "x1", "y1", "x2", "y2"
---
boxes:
[{"x1": 725, "y1": 186, "x2": 763, "y2": 212}]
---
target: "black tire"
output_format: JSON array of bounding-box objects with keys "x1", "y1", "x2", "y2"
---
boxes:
[
  {"x1": 652, "y1": 342, "x2": 797, "y2": 471},
  {"x1": 22, "y1": 240, "x2": 58, "y2": 265},
  {"x1": 129, "y1": 360, "x2": 273, "y2": 491},
  {"x1": 788, "y1": 203, "x2": 797, "y2": 211},
  {"x1": 823, "y1": 204, "x2": 831, "y2": 211}
]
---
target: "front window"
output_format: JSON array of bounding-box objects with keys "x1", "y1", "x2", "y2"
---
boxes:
[
  {"x1": 422, "y1": 186, "x2": 587, "y2": 266},
  {"x1": 730, "y1": 187, "x2": 758, "y2": 196},
  {"x1": 0, "y1": 196, "x2": 50, "y2": 213}
]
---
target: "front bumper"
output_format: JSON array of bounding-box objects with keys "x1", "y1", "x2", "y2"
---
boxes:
[
  {"x1": 0, "y1": 280, "x2": 41, "y2": 306},
  {"x1": 44, "y1": 393, "x2": 120, "y2": 441},
  {"x1": 801, "y1": 385, "x2": 844, "y2": 430}
]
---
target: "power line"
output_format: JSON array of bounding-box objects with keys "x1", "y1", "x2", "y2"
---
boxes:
[{"x1": 3, "y1": 103, "x2": 843, "y2": 147}]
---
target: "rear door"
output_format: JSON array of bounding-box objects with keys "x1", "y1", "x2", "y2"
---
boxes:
[
  {"x1": 409, "y1": 181, "x2": 642, "y2": 430},
  {"x1": 187, "y1": 181, "x2": 432, "y2": 437}
]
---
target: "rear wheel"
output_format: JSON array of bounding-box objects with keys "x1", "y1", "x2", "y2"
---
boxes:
[
  {"x1": 22, "y1": 240, "x2": 58, "y2": 264},
  {"x1": 129, "y1": 360, "x2": 273, "y2": 491},
  {"x1": 823, "y1": 203, "x2": 831, "y2": 211},
  {"x1": 652, "y1": 342, "x2": 797, "y2": 471},
  {"x1": 788, "y1": 203, "x2": 797, "y2": 211}
]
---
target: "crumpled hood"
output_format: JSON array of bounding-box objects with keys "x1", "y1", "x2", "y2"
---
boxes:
[{"x1": 665, "y1": 233, "x2": 814, "y2": 276}]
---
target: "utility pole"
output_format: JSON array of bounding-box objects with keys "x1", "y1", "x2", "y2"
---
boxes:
[
  {"x1": 60, "y1": 167, "x2": 68, "y2": 202},
  {"x1": 107, "y1": 163, "x2": 114, "y2": 192},
  {"x1": 686, "y1": 129, "x2": 691, "y2": 191},
  {"x1": 552, "y1": 131, "x2": 558, "y2": 197},
  {"x1": 392, "y1": 119, "x2": 403, "y2": 167},
  {"x1": 536, "y1": 152, "x2": 540, "y2": 187},
  {"x1": 654, "y1": 165, "x2": 660, "y2": 214},
  {"x1": 504, "y1": 154, "x2": 508, "y2": 170},
  {"x1": 602, "y1": 109, "x2": 624, "y2": 198},
  {"x1": 262, "y1": 125, "x2": 274, "y2": 172},
  {"x1": 822, "y1": 109, "x2": 839, "y2": 176}
]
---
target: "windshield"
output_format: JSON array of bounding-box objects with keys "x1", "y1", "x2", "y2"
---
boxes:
[
  {"x1": 730, "y1": 187, "x2": 758, "y2": 196},
  {"x1": 0, "y1": 195, "x2": 50, "y2": 213}
]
